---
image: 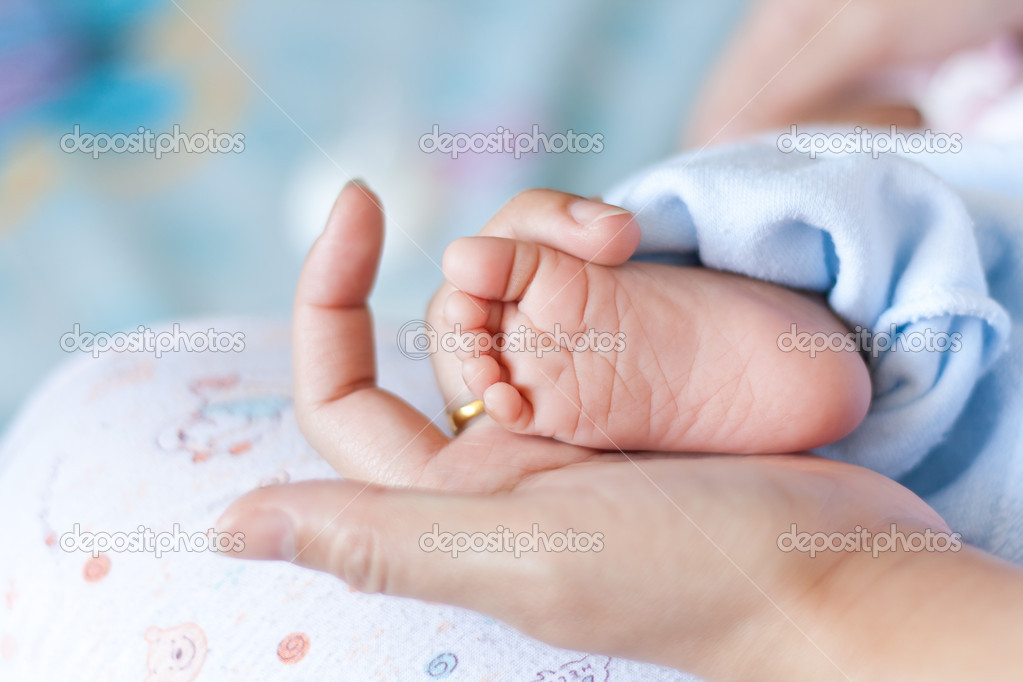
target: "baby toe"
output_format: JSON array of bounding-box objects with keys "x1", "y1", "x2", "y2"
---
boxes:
[
  {"x1": 443, "y1": 290, "x2": 493, "y2": 331},
  {"x1": 482, "y1": 382, "x2": 533, "y2": 433},
  {"x1": 461, "y1": 355, "x2": 502, "y2": 399},
  {"x1": 442, "y1": 236, "x2": 542, "y2": 302}
]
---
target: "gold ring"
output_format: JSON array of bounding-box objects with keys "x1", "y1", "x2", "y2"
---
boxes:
[{"x1": 449, "y1": 399, "x2": 486, "y2": 435}]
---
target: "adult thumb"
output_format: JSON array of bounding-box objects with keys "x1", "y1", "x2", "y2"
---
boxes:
[{"x1": 214, "y1": 479, "x2": 554, "y2": 612}]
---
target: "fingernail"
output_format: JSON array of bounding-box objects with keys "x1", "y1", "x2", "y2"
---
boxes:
[
  {"x1": 569, "y1": 199, "x2": 631, "y2": 228},
  {"x1": 216, "y1": 507, "x2": 296, "y2": 561},
  {"x1": 343, "y1": 177, "x2": 369, "y2": 191}
]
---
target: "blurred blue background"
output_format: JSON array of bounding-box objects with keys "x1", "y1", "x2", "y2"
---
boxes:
[{"x1": 0, "y1": 0, "x2": 749, "y2": 433}]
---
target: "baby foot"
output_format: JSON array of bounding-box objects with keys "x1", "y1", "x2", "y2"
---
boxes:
[{"x1": 441, "y1": 236, "x2": 870, "y2": 453}]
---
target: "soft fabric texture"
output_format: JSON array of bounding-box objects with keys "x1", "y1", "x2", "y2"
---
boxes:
[
  {"x1": 0, "y1": 319, "x2": 696, "y2": 682},
  {"x1": 605, "y1": 139, "x2": 1023, "y2": 564}
]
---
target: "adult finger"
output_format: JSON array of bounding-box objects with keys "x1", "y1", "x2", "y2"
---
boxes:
[{"x1": 292, "y1": 181, "x2": 449, "y2": 484}]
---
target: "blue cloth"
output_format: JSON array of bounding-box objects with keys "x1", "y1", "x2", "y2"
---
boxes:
[{"x1": 604, "y1": 139, "x2": 1023, "y2": 564}]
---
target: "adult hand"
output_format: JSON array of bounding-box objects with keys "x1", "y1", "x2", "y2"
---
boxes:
[
  {"x1": 219, "y1": 448, "x2": 968, "y2": 679},
  {"x1": 289, "y1": 182, "x2": 637, "y2": 493},
  {"x1": 686, "y1": 0, "x2": 1023, "y2": 146},
  {"x1": 216, "y1": 182, "x2": 1023, "y2": 679}
]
